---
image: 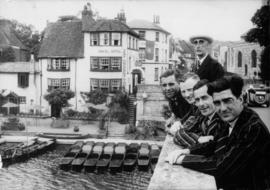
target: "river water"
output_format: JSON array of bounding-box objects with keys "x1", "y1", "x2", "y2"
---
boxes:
[{"x1": 0, "y1": 145, "x2": 152, "y2": 190}]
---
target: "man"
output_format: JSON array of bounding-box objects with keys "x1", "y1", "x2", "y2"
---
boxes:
[
  {"x1": 190, "y1": 35, "x2": 224, "y2": 82},
  {"x1": 168, "y1": 72, "x2": 201, "y2": 135},
  {"x1": 160, "y1": 69, "x2": 191, "y2": 129},
  {"x1": 166, "y1": 75, "x2": 270, "y2": 189},
  {"x1": 174, "y1": 79, "x2": 228, "y2": 148}
]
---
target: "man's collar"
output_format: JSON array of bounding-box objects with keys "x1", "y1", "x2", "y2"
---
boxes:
[
  {"x1": 198, "y1": 54, "x2": 208, "y2": 64},
  {"x1": 228, "y1": 117, "x2": 238, "y2": 129},
  {"x1": 207, "y1": 111, "x2": 216, "y2": 122}
]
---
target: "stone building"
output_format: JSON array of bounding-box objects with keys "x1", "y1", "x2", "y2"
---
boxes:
[{"x1": 212, "y1": 41, "x2": 263, "y2": 80}]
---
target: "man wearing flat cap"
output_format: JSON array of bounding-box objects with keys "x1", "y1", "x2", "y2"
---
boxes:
[{"x1": 190, "y1": 35, "x2": 225, "y2": 82}]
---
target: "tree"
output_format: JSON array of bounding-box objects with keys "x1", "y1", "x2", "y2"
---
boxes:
[
  {"x1": 10, "y1": 19, "x2": 43, "y2": 61},
  {"x1": 243, "y1": 5, "x2": 270, "y2": 81},
  {"x1": 44, "y1": 89, "x2": 75, "y2": 117},
  {"x1": 0, "y1": 47, "x2": 15, "y2": 62}
]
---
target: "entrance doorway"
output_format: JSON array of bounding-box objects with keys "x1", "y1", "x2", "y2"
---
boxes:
[{"x1": 131, "y1": 69, "x2": 142, "y2": 94}]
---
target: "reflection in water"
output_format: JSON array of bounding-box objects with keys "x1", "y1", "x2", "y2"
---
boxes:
[{"x1": 0, "y1": 145, "x2": 152, "y2": 190}]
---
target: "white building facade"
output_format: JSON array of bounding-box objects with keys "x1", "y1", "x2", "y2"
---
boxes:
[{"x1": 128, "y1": 17, "x2": 170, "y2": 85}]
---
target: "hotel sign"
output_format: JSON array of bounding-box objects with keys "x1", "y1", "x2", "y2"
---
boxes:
[{"x1": 98, "y1": 49, "x2": 122, "y2": 54}]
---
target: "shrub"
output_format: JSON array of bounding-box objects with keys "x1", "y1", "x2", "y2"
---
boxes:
[{"x1": 1, "y1": 117, "x2": 25, "y2": 131}]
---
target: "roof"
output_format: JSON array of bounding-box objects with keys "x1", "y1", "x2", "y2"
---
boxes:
[
  {"x1": 0, "y1": 62, "x2": 38, "y2": 73},
  {"x1": 83, "y1": 19, "x2": 139, "y2": 37},
  {"x1": 128, "y1": 19, "x2": 170, "y2": 35},
  {"x1": 212, "y1": 41, "x2": 260, "y2": 48},
  {"x1": 0, "y1": 19, "x2": 27, "y2": 50},
  {"x1": 38, "y1": 20, "x2": 84, "y2": 58},
  {"x1": 177, "y1": 39, "x2": 195, "y2": 58}
]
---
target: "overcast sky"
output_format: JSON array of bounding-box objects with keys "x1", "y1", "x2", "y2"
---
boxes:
[{"x1": 0, "y1": 0, "x2": 262, "y2": 41}]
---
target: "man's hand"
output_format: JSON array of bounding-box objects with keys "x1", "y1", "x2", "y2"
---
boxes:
[
  {"x1": 198, "y1": 135, "x2": 214, "y2": 144},
  {"x1": 167, "y1": 121, "x2": 182, "y2": 136},
  {"x1": 165, "y1": 149, "x2": 190, "y2": 164}
]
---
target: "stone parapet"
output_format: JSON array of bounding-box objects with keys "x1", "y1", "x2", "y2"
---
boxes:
[{"x1": 148, "y1": 135, "x2": 217, "y2": 190}]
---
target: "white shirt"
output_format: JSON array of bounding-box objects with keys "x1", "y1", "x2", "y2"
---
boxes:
[
  {"x1": 228, "y1": 118, "x2": 238, "y2": 136},
  {"x1": 198, "y1": 54, "x2": 208, "y2": 65}
]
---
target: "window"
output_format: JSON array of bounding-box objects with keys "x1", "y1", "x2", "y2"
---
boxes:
[
  {"x1": 111, "y1": 79, "x2": 121, "y2": 91},
  {"x1": 165, "y1": 50, "x2": 167, "y2": 62},
  {"x1": 154, "y1": 68, "x2": 159, "y2": 81},
  {"x1": 48, "y1": 58, "x2": 70, "y2": 71},
  {"x1": 100, "y1": 33, "x2": 110, "y2": 46},
  {"x1": 90, "y1": 57, "x2": 122, "y2": 71},
  {"x1": 48, "y1": 78, "x2": 70, "y2": 91},
  {"x1": 138, "y1": 31, "x2": 145, "y2": 39},
  {"x1": 100, "y1": 57, "x2": 110, "y2": 71},
  {"x1": 238, "y1": 51, "x2": 242, "y2": 67},
  {"x1": 90, "y1": 33, "x2": 99, "y2": 46},
  {"x1": 139, "y1": 48, "x2": 146, "y2": 60},
  {"x1": 111, "y1": 57, "x2": 121, "y2": 71},
  {"x1": 129, "y1": 36, "x2": 131, "y2": 48},
  {"x1": 155, "y1": 48, "x2": 159, "y2": 62},
  {"x1": 251, "y1": 50, "x2": 257, "y2": 67},
  {"x1": 19, "y1": 96, "x2": 26, "y2": 104},
  {"x1": 91, "y1": 57, "x2": 99, "y2": 70},
  {"x1": 18, "y1": 73, "x2": 29, "y2": 88},
  {"x1": 133, "y1": 38, "x2": 135, "y2": 49},
  {"x1": 90, "y1": 79, "x2": 99, "y2": 90},
  {"x1": 111, "y1": 33, "x2": 121, "y2": 46},
  {"x1": 90, "y1": 79, "x2": 122, "y2": 92},
  {"x1": 155, "y1": 32, "x2": 159, "y2": 42}
]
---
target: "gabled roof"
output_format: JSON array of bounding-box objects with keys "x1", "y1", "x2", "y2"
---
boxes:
[
  {"x1": 83, "y1": 19, "x2": 139, "y2": 37},
  {"x1": 176, "y1": 39, "x2": 195, "y2": 58},
  {"x1": 0, "y1": 62, "x2": 38, "y2": 73},
  {"x1": 0, "y1": 19, "x2": 27, "y2": 50},
  {"x1": 38, "y1": 20, "x2": 84, "y2": 58},
  {"x1": 128, "y1": 19, "x2": 170, "y2": 35}
]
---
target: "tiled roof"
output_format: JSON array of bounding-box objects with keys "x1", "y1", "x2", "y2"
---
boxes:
[
  {"x1": 128, "y1": 19, "x2": 170, "y2": 35},
  {"x1": 0, "y1": 62, "x2": 38, "y2": 73},
  {"x1": 83, "y1": 19, "x2": 139, "y2": 37},
  {"x1": 177, "y1": 39, "x2": 195, "y2": 58},
  {"x1": 0, "y1": 19, "x2": 27, "y2": 50},
  {"x1": 38, "y1": 20, "x2": 84, "y2": 58}
]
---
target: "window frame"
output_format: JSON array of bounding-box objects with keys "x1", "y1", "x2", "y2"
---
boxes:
[
  {"x1": 18, "y1": 72, "x2": 29, "y2": 88},
  {"x1": 47, "y1": 78, "x2": 70, "y2": 91},
  {"x1": 90, "y1": 57, "x2": 122, "y2": 72},
  {"x1": 47, "y1": 58, "x2": 70, "y2": 71}
]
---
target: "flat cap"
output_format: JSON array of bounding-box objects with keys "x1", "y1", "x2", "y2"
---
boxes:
[{"x1": 190, "y1": 35, "x2": 213, "y2": 44}]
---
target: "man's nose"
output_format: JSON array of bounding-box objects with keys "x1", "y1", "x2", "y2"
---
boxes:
[{"x1": 220, "y1": 102, "x2": 227, "y2": 111}]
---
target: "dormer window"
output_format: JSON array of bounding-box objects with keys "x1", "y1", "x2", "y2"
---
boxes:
[{"x1": 111, "y1": 33, "x2": 121, "y2": 46}]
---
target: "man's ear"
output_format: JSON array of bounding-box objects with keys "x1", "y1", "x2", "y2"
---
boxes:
[{"x1": 239, "y1": 95, "x2": 244, "y2": 103}]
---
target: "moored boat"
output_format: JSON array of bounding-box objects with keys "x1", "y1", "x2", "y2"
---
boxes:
[
  {"x1": 59, "y1": 141, "x2": 84, "y2": 170},
  {"x1": 123, "y1": 143, "x2": 139, "y2": 171},
  {"x1": 71, "y1": 141, "x2": 95, "y2": 171},
  {"x1": 96, "y1": 142, "x2": 115, "y2": 170},
  {"x1": 84, "y1": 142, "x2": 105, "y2": 172},
  {"x1": 138, "y1": 143, "x2": 150, "y2": 170},
  {"x1": 109, "y1": 142, "x2": 126, "y2": 172},
  {"x1": 150, "y1": 144, "x2": 161, "y2": 172}
]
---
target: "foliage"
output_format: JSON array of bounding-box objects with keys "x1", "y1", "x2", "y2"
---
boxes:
[
  {"x1": 1, "y1": 117, "x2": 25, "y2": 131},
  {"x1": 244, "y1": 5, "x2": 270, "y2": 82},
  {"x1": 259, "y1": 46, "x2": 270, "y2": 81},
  {"x1": 85, "y1": 89, "x2": 108, "y2": 105},
  {"x1": 63, "y1": 108, "x2": 102, "y2": 120},
  {"x1": 129, "y1": 120, "x2": 166, "y2": 140},
  {"x1": 10, "y1": 19, "x2": 43, "y2": 61},
  {"x1": 0, "y1": 47, "x2": 15, "y2": 62},
  {"x1": 44, "y1": 89, "x2": 75, "y2": 107},
  {"x1": 244, "y1": 6, "x2": 270, "y2": 47}
]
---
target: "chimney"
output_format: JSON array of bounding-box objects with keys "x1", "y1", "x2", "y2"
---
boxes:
[
  {"x1": 153, "y1": 15, "x2": 160, "y2": 24},
  {"x1": 116, "y1": 9, "x2": 126, "y2": 23}
]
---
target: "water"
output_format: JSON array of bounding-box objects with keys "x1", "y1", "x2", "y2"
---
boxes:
[{"x1": 0, "y1": 145, "x2": 152, "y2": 190}]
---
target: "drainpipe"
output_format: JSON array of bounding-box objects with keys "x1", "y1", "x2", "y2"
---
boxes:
[{"x1": 75, "y1": 59, "x2": 77, "y2": 110}]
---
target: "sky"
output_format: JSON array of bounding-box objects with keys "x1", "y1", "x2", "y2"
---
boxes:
[{"x1": 0, "y1": 0, "x2": 262, "y2": 41}]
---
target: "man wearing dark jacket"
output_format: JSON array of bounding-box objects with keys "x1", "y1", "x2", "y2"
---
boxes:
[
  {"x1": 190, "y1": 35, "x2": 225, "y2": 82},
  {"x1": 166, "y1": 75, "x2": 270, "y2": 190}
]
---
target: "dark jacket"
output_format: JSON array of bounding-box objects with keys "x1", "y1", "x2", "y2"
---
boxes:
[
  {"x1": 181, "y1": 107, "x2": 270, "y2": 190},
  {"x1": 196, "y1": 55, "x2": 225, "y2": 82},
  {"x1": 168, "y1": 92, "x2": 191, "y2": 120}
]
